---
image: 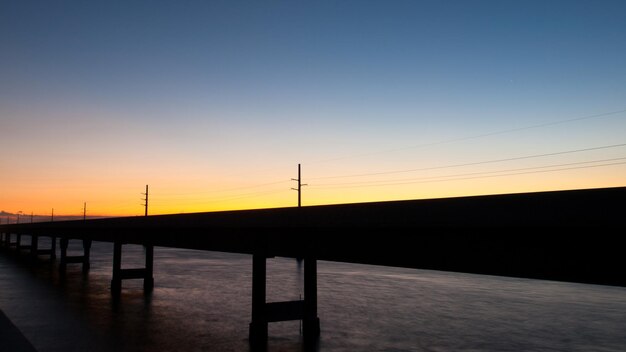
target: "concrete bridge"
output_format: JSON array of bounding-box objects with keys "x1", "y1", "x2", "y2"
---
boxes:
[{"x1": 1, "y1": 186, "x2": 625, "y2": 347}]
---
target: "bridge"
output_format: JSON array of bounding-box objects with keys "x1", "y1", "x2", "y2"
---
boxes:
[{"x1": 1, "y1": 186, "x2": 625, "y2": 348}]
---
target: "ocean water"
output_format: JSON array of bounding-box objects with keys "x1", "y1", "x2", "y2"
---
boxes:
[{"x1": 1, "y1": 236, "x2": 626, "y2": 352}]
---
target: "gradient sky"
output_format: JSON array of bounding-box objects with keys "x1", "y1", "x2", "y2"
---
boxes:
[{"x1": 1, "y1": 0, "x2": 626, "y2": 218}]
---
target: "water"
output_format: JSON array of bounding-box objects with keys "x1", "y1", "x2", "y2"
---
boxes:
[{"x1": 1, "y1": 236, "x2": 626, "y2": 351}]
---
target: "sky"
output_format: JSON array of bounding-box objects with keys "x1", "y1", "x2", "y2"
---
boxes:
[{"x1": 1, "y1": 0, "x2": 626, "y2": 218}]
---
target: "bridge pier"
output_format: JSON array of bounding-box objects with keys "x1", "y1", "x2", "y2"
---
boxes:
[
  {"x1": 30, "y1": 235, "x2": 57, "y2": 260},
  {"x1": 1, "y1": 232, "x2": 9, "y2": 248},
  {"x1": 249, "y1": 252, "x2": 320, "y2": 347},
  {"x1": 0, "y1": 232, "x2": 7, "y2": 248},
  {"x1": 14, "y1": 234, "x2": 32, "y2": 252},
  {"x1": 59, "y1": 238, "x2": 91, "y2": 274},
  {"x1": 6, "y1": 233, "x2": 17, "y2": 249},
  {"x1": 16, "y1": 234, "x2": 26, "y2": 251},
  {"x1": 30, "y1": 235, "x2": 38, "y2": 260},
  {"x1": 110, "y1": 242, "x2": 154, "y2": 294},
  {"x1": 302, "y1": 257, "x2": 321, "y2": 340},
  {"x1": 49, "y1": 236, "x2": 58, "y2": 260}
]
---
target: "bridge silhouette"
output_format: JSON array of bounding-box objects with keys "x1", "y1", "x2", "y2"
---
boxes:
[{"x1": 1, "y1": 186, "x2": 625, "y2": 348}]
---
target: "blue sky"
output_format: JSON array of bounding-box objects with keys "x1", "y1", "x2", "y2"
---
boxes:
[{"x1": 2, "y1": 0, "x2": 626, "y2": 215}]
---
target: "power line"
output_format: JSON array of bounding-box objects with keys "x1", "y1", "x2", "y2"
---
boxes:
[
  {"x1": 150, "y1": 188, "x2": 289, "y2": 205},
  {"x1": 314, "y1": 108, "x2": 626, "y2": 164},
  {"x1": 206, "y1": 189, "x2": 289, "y2": 204},
  {"x1": 310, "y1": 158, "x2": 626, "y2": 190},
  {"x1": 153, "y1": 180, "x2": 291, "y2": 197},
  {"x1": 143, "y1": 173, "x2": 298, "y2": 211},
  {"x1": 309, "y1": 142, "x2": 626, "y2": 180},
  {"x1": 311, "y1": 157, "x2": 626, "y2": 187}
]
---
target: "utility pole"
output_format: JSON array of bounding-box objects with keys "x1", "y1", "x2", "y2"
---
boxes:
[
  {"x1": 291, "y1": 164, "x2": 307, "y2": 208},
  {"x1": 51, "y1": 208, "x2": 54, "y2": 222},
  {"x1": 83, "y1": 202, "x2": 87, "y2": 221},
  {"x1": 141, "y1": 185, "x2": 149, "y2": 216}
]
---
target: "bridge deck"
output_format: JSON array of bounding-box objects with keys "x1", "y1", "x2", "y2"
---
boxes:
[{"x1": 2, "y1": 187, "x2": 625, "y2": 286}]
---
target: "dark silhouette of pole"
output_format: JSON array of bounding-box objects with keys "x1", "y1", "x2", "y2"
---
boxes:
[
  {"x1": 83, "y1": 202, "x2": 86, "y2": 221},
  {"x1": 51, "y1": 208, "x2": 54, "y2": 222},
  {"x1": 145, "y1": 185, "x2": 148, "y2": 216},
  {"x1": 291, "y1": 164, "x2": 307, "y2": 208},
  {"x1": 141, "y1": 185, "x2": 149, "y2": 216}
]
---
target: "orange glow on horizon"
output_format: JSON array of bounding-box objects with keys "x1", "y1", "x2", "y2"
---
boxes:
[{"x1": 3, "y1": 166, "x2": 624, "y2": 220}]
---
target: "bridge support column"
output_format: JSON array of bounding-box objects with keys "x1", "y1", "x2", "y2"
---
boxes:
[
  {"x1": 7, "y1": 233, "x2": 16, "y2": 249},
  {"x1": 249, "y1": 252, "x2": 320, "y2": 347},
  {"x1": 59, "y1": 238, "x2": 91, "y2": 274},
  {"x1": 30, "y1": 235, "x2": 38, "y2": 260},
  {"x1": 50, "y1": 237, "x2": 57, "y2": 260},
  {"x1": 15, "y1": 234, "x2": 32, "y2": 253},
  {"x1": 303, "y1": 257, "x2": 321, "y2": 340},
  {"x1": 6, "y1": 233, "x2": 17, "y2": 249},
  {"x1": 249, "y1": 252, "x2": 268, "y2": 345},
  {"x1": 83, "y1": 240, "x2": 92, "y2": 273},
  {"x1": 111, "y1": 242, "x2": 154, "y2": 294},
  {"x1": 0, "y1": 232, "x2": 7, "y2": 248},
  {"x1": 31, "y1": 236, "x2": 57, "y2": 260}
]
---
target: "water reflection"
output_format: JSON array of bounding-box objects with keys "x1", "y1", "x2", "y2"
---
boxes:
[{"x1": 1, "y1": 238, "x2": 626, "y2": 351}]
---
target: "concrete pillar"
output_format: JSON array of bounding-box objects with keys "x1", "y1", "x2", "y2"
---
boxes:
[
  {"x1": 8, "y1": 233, "x2": 18, "y2": 249},
  {"x1": 144, "y1": 245, "x2": 154, "y2": 291},
  {"x1": 59, "y1": 237, "x2": 90, "y2": 274},
  {"x1": 30, "y1": 235, "x2": 39, "y2": 260},
  {"x1": 16, "y1": 234, "x2": 32, "y2": 253},
  {"x1": 51, "y1": 236, "x2": 57, "y2": 260},
  {"x1": 111, "y1": 242, "x2": 155, "y2": 294},
  {"x1": 111, "y1": 242, "x2": 122, "y2": 293},
  {"x1": 59, "y1": 237, "x2": 68, "y2": 272},
  {"x1": 249, "y1": 251, "x2": 268, "y2": 345},
  {"x1": 303, "y1": 257, "x2": 321, "y2": 339},
  {"x1": 248, "y1": 249, "x2": 320, "y2": 347},
  {"x1": 82, "y1": 239, "x2": 92, "y2": 274},
  {"x1": 33, "y1": 236, "x2": 57, "y2": 260},
  {"x1": 7, "y1": 233, "x2": 16, "y2": 248}
]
